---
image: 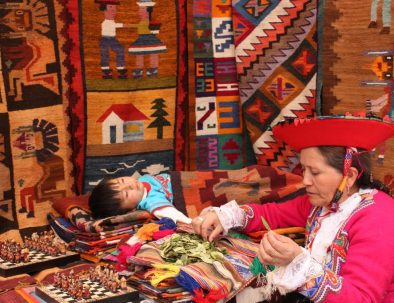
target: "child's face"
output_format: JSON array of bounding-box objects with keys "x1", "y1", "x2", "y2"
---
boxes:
[{"x1": 110, "y1": 177, "x2": 145, "y2": 211}]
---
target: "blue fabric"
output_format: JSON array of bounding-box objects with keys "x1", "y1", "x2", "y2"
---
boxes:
[
  {"x1": 137, "y1": 174, "x2": 173, "y2": 213},
  {"x1": 157, "y1": 217, "x2": 177, "y2": 230},
  {"x1": 175, "y1": 270, "x2": 200, "y2": 295}
]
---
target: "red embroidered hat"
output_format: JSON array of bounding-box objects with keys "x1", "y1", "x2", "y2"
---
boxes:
[{"x1": 272, "y1": 115, "x2": 394, "y2": 152}]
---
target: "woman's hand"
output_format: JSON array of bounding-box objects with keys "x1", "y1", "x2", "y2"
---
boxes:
[
  {"x1": 191, "y1": 208, "x2": 224, "y2": 242},
  {"x1": 258, "y1": 231, "x2": 302, "y2": 267}
]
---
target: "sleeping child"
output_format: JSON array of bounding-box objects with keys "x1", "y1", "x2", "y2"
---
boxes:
[{"x1": 88, "y1": 173, "x2": 192, "y2": 224}]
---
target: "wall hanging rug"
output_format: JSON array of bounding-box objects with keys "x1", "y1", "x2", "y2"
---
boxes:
[
  {"x1": 189, "y1": 0, "x2": 248, "y2": 171},
  {"x1": 77, "y1": 0, "x2": 189, "y2": 192},
  {"x1": 0, "y1": 0, "x2": 81, "y2": 241},
  {"x1": 170, "y1": 164, "x2": 305, "y2": 218},
  {"x1": 320, "y1": 0, "x2": 394, "y2": 188},
  {"x1": 235, "y1": 0, "x2": 318, "y2": 173}
]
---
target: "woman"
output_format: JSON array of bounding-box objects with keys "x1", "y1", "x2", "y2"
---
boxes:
[
  {"x1": 192, "y1": 115, "x2": 394, "y2": 303},
  {"x1": 127, "y1": 0, "x2": 167, "y2": 79}
]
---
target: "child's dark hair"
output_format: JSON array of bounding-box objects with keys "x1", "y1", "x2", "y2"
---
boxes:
[
  {"x1": 99, "y1": 4, "x2": 107, "y2": 11},
  {"x1": 88, "y1": 178, "x2": 129, "y2": 219}
]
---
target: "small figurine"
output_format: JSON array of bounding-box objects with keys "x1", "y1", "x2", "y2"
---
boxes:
[
  {"x1": 120, "y1": 276, "x2": 127, "y2": 290},
  {"x1": 82, "y1": 285, "x2": 91, "y2": 299},
  {"x1": 54, "y1": 272, "x2": 61, "y2": 287}
]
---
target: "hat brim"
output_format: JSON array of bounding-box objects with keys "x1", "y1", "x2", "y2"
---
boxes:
[{"x1": 272, "y1": 116, "x2": 394, "y2": 152}]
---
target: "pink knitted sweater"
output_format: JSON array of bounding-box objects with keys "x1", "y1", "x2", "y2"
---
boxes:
[{"x1": 241, "y1": 191, "x2": 394, "y2": 303}]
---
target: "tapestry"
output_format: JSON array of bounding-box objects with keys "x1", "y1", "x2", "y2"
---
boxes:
[
  {"x1": 78, "y1": 0, "x2": 189, "y2": 193},
  {"x1": 0, "y1": 0, "x2": 80, "y2": 241},
  {"x1": 235, "y1": 0, "x2": 318, "y2": 172},
  {"x1": 190, "y1": 0, "x2": 247, "y2": 171},
  {"x1": 170, "y1": 164, "x2": 305, "y2": 218},
  {"x1": 321, "y1": 1, "x2": 394, "y2": 189}
]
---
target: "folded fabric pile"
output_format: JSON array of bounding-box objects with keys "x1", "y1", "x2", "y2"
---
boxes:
[
  {"x1": 48, "y1": 206, "x2": 153, "y2": 256},
  {"x1": 118, "y1": 222, "x2": 259, "y2": 303}
]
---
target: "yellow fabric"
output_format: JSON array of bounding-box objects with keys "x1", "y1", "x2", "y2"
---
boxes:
[{"x1": 150, "y1": 263, "x2": 180, "y2": 287}]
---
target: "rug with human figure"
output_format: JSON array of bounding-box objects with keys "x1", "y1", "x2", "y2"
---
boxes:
[
  {"x1": 81, "y1": 0, "x2": 188, "y2": 193},
  {"x1": 0, "y1": 0, "x2": 80, "y2": 241},
  {"x1": 0, "y1": 0, "x2": 189, "y2": 240},
  {"x1": 320, "y1": 0, "x2": 394, "y2": 190}
]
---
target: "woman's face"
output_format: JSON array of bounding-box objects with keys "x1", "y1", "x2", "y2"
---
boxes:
[
  {"x1": 300, "y1": 147, "x2": 343, "y2": 207},
  {"x1": 138, "y1": 7, "x2": 148, "y2": 19},
  {"x1": 110, "y1": 177, "x2": 145, "y2": 210}
]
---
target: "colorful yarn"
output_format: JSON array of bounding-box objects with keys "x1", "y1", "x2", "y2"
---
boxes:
[
  {"x1": 157, "y1": 217, "x2": 177, "y2": 230},
  {"x1": 152, "y1": 229, "x2": 175, "y2": 240},
  {"x1": 150, "y1": 263, "x2": 180, "y2": 287},
  {"x1": 249, "y1": 256, "x2": 275, "y2": 276},
  {"x1": 116, "y1": 242, "x2": 143, "y2": 271},
  {"x1": 227, "y1": 230, "x2": 250, "y2": 240},
  {"x1": 136, "y1": 223, "x2": 160, "y2": 240},
  {"x1": 175, "y1": 270, "x2": 201, "y2": 294},
  {"x1": 192, "y1": 287, "x2": 227, "y2": 303},
  {"x1": 249, "y1": 256, "x2": 267, "y2": 276}
]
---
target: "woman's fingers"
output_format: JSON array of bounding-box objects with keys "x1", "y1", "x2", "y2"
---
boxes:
[
  {"x1": 262, "y1": 232, "x2": 281, "y2": 257},
  {"x1": 266, "y1": 231, "x2": 288, "y2": 253},
  {"x1": 191, "y1": 215, "x2": 206, "y2": 235},
  {"x1": 192, "y1": 211, "x2": 223, "y2": 242},
  {"x1": 201, "y1": 214, "x2": 217, "y2": 241},
  {"x1": 258, "y1": 240, "x2": 274, "y2": 264},
  {"x1": 208, "y1": 224, "x2": 223, "y2": 242},
  {"x1": 258, "y1": 231, "x2": 302, "y2": 266}
]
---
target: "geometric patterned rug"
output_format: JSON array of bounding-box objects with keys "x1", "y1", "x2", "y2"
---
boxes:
[
  {"x1": 321, "y1": 0, "x2": 394, "y2": 188},
  {"x1": 235, "y1": 0, "x2": 318, "y2": 173},
  {"x1": 190, "y1": 0, "x2": 246, "y2": 170}
]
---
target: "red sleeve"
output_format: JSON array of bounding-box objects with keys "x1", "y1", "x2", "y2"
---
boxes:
[{"x1": 241, "y1": 194, "x2": 312, "y2": 233}]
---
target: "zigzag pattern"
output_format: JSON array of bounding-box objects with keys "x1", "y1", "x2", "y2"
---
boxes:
[
  {"x1": 256, "y1": 139, "x2": 296, "y2": 169},
  {"x1": 238, "y1": 3, "x2": 316, "y2": 100},
  {"x1": 236, "y1": 0, "x2": 311, "y2": 73},
  {"x1": 252, "y1": 76, "x2": 316, "y2": 170}
]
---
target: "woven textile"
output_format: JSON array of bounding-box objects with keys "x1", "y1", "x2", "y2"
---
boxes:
[
  {"x1": 79, "y1": 0, "x2": 189, "y2": 192},
  {"x1": 127, "y1": 231, "x2": 260, "y2": 302},
  {"x1": 0, "y1": 0, "x2": 81, "y2": 241},
  {"x1": 170, "y1": 164, "x2": 305, "y2": 218},
  {"x1": 235, "y1": 0, "x2": 318, "y2": 172},
  {"x1": 190, "y1": 0, "x2": 246, "y2": 170},
  {"x1": 320, "y1": 1, "x2": 394, "y2": 186}
]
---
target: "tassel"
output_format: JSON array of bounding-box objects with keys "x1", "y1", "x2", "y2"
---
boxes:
[
  {"x1": 193, "y1": 288, "x2": 209, "y2": 303},
  {"x1": 249, "y1": 256, "x2": 275, "y2": 276},
  {"x1": 249, "y1": 256, "x2": 267, "y2": 276},
  {"x1": 205, "y1": 288, "x2": 227, "y2": 302},
  {"x1": 150, "y1": 263, "x2": 180, "y2": 287},
  {"x1": 176, "y1": 270, "x2": 201, "y2": 294},
  {"x1": 157, "y1": 217, "x2": 177, "y2": 230},
  {"x1": 193, "y1": 288, "x2": 227, "y2": 303},
  {"x1": 136, "y1": 223, "x2": 160, "y2": 241},
  {"x1": 152, "y1": 229, "x2": 175, "y2": 240},
  {"x1": 116, "y1": 242, "x2": 142, "y2": 271}
]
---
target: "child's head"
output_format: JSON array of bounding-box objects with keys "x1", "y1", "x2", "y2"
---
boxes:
[{"x1": 88, "y1": 176, "x2": 145, "y2": 219}]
